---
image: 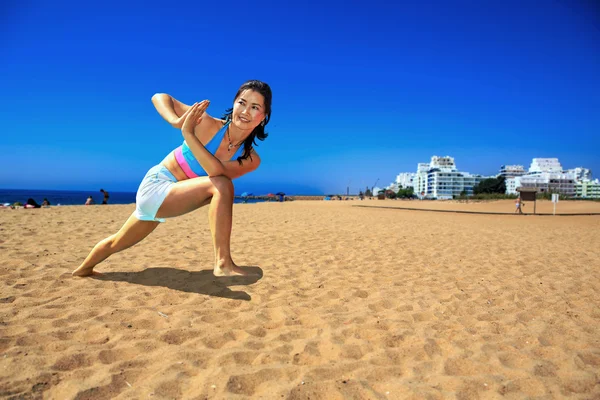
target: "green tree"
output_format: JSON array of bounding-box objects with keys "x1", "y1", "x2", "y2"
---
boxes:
[
  {"x1": 397, "y1": 187, "x2": 415, "y2": 198},
  {"x1": 474, "y1": 176, "x2": 506, "y2": 195}
]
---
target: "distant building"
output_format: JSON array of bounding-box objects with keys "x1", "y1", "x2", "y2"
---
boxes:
[
  {"x1": 505, "y1": 177, "x2": 519, "y2": 195},
  {"x1": 499, "y1": 164, "x2": 526, "y2": 178},
  {"x1": 395, "y1": 173, "x2": 415, "y2": 188},
  {"x1": 505, "y1": 158, "x2": 591, "y2": 197},
  {"x1": 576, "y1": 179, "x2": 600, "y2": 198},
  {"x1": 389, "y1": 156, "x2": 592, "y2": 199},
  {"x1": 413, "y1": 163, "x2": 429, "y2": 197},
  {"x1": 529, "y1": 158, "x2": 563, "y2": 174},
  {"x1": 418, "y1": 156, "x2": 486, "y2": 200},
  {"x1": 386, "y1": 182, "x2": 400, "y2": 192},
  {"x1": 515, "y1": 172, "x2": 576, "y2": 196},
  {"x1": 566, "y1": 167, "x2": 592, "y2": 182}
]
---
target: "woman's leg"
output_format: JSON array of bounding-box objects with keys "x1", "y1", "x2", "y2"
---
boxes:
[
  {"x1": 155, "y1": 175, "x2": 248, "y2": 276},
  {"x1": 72, "y1": 213, "x2": 160, "y2": 276}
]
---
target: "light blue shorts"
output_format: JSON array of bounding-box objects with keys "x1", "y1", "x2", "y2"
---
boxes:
[{"x1": 134, "y1": 164, "x2": 177, "y2": 223}]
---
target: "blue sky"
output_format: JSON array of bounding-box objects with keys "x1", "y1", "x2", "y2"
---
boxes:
[{"x1": 1, "y1": 0, "x2": 599, "y2": 195}]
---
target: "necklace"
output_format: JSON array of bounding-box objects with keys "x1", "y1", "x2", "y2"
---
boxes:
[{"x1": 226, "y1": 127, "x2": 242, "y2": 152}]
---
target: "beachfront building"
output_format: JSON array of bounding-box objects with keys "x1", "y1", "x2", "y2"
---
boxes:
[
  {"x1": 426, "y1": 170, "x2": 486, "y2": 199},
  {"x1": 505, "y1": 158, "x2": 589, "y2": 197},
  {"x1": 413, "y1": 163, "x2": 429, "y2": 197},
  {"x1": 575, "y1": 179, "x2": 600, "y2": 198},
  {"x1": 395, "y1": 173, "x2": 415, "y2": 189},
  {"x1": 505, "y1": 177, "x2": 519, "y2": 195},
  {"x1": 384, "y1": 172, "x2": 416, "y2": 194},
  {"x1": 515, "y1": 172, "x2": 576, "y2": 196},
  {"x1": 386, "y1": 182, "x2": 400, "y2": 192},
  {"x1": 566, "y1": 167, "x2": 592, "y2": 182},
  {"x1": 528, "y1": 158, "x2": 563, "y2": 174},
  {"x1": 416, "y1": 156, "x2": 486, "y2": 200},
  {"x1": 499, "y1": 164, "x2": 526, "y2": 179}
]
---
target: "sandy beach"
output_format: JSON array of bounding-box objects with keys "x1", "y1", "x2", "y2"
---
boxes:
[{"x1": 1, "y1": 199, "x2": 599, "y2": 399}]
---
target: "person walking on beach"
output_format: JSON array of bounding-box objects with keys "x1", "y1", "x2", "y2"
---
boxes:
[
  {"x1": 73, "y1": 80, "x2": 271, "y2": 277},
  {"x1": 515, "y1": 196, "x2": 523, "y2": 214},
  {"x1": 100, "y1": 189, "x2": 110, "y2": 204}
]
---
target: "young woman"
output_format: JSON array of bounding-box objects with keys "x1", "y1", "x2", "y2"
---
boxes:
[{"x1": 72, "y1": 80, "x2": 272, "y2": 277}]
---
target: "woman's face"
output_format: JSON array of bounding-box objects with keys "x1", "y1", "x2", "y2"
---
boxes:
[{"x1": 231, "y1": 89, "x2": 266, "y2": 130}]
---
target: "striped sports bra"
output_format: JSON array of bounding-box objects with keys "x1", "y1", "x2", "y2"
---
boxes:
[{"x1": 173, "y1": 121, "x2": 244, "y2": 178}]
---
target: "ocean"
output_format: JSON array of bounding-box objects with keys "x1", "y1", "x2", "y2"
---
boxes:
[{"x1": 0, "y1": 189, "x2": 265, "y2": 206}]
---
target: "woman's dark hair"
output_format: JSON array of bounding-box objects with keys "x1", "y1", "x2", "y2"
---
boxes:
[
  {"x1": 222, "y1": 80, "x2": 272, "y2": 164},
  {"x1": 26, "y1": 198, "x2": 41, "y2": 208}
]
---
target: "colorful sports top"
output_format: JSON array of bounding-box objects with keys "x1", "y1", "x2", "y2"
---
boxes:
[{"x1": 173, "y1": 121, "x2": 244, "y2": 178}]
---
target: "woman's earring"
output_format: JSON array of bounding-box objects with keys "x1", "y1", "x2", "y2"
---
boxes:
[{"x1": 261, "y1": 120, "x2": 265, "y2": 126}]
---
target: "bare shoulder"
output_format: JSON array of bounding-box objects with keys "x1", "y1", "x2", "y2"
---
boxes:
[
  {"x1": 210, "y1": 116, "x2": 228, "y2": 128},
  {"x1": 194, "y1": 115, "x2": 226, "y2": 141}
]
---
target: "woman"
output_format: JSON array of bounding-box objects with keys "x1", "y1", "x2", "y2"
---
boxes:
[{"x1": 72, "y1": 80, "x2": 272, "y2": 277}]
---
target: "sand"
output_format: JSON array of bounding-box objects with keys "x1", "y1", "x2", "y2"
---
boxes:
[{"x1": 1, "y1": 199, "x2": 599, "y2": 399}]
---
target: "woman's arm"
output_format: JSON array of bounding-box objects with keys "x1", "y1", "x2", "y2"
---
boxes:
[
  {"x1": 181, "y1": 102, "x2": 261, "y2": 179},
  {"x1": 221, "y1": 152, "x2": 261, "y2": 180},
  {"x1": 151, "y1": 93, "x2": 193, "y2": 128},
  {"x1": 185, "y1": 134, "x2": 261, "y2": 179},
  {"x1": 181, "y1": 102, "x2": 226, "y2": 176}
]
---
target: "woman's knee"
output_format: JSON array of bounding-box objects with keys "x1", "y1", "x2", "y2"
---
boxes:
[{"x1": 210, "y1": 175, "x2": 234, "y2": 197}]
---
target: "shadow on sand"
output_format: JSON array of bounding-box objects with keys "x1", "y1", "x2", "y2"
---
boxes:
[{"x1": 93, "y1": 266, "x2": 263, "y2": 301}]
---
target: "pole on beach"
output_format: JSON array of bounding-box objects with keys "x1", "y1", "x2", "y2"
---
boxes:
[{"x1": 552, "y1": 193, "x2": 559, "y2": 216}]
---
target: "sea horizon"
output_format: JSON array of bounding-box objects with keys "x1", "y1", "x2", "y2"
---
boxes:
[{"x1": 0, "y1": 188, "x2": 329, "y2": 206}]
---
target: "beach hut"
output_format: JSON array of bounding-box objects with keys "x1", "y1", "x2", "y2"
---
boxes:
[{"x1": 517, "y1": 187, "x2": 538, "y2": 214}]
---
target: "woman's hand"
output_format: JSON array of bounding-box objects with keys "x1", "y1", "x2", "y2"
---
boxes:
[
  {"x1": 170, "y1": 106, "x2": 193, "y2": 128},
  {"x1": 181, "y1": 100, "x2": 210, "y2": 134}
]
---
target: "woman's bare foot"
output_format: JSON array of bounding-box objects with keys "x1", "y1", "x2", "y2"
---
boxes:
[
  {"x1": 213, "y1": 261, "x2": 252, "y2": 277},
  {"x1": 72, "y1": 266, "x2": 101, "y2": 277}
]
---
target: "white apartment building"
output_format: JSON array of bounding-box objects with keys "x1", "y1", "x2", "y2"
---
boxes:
[
  {"x1": 566, "y1": 167, "x2": 592, "y2": 182},
  {"x1": 413, "y1": 163, "x2": 429, "y2": 197},
  {"x1": 505, "y1": 177, "x2": 519, "y2": 195},
  {"x1": 499, "y1": 165, "x2": 526, "y2": 178},
  {"x1": 386, "y1": 182, "x2": 400, "y2": 192},
  {"x1": 505, "y1": 158, "x2": 590, "y2": 197},
  {"x1": 515, "y1": 172, "x2": 576, "y2": 196},
  {"x1": 529, "y1": 158, "x2": 563, "y2": 174},
  {"x1": 419, "y1": 156, "x2": 486, "y2": 200},
  {"x1": 426, "y1": 170, "x2": 485, "y2": 199},
  {"x1": 576, "y1": 179, "x2": 600, "y2": 198},
  {"x1": 395, "y1": 173, "x2": 415, "y2": 188}
]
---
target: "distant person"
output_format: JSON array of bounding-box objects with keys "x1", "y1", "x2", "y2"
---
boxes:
[
  {"x1": 85, "y1": 196, "x2": 95, "y2": 206},
  {"x1": 100, "y1": 189, "x2": 110, "y2": 204},
  {"x1": 73, "y1": 80, "x2": 272, "y2": 278},
  {"x1": 515, "y1": 197, "x2": 523, "y2": 214},
  {"x1": 25, "y1": 198, "x2": 41, "y2": 209},
  {"x1": 41, "y1": 198, "x2": 51, "y2": 207}
]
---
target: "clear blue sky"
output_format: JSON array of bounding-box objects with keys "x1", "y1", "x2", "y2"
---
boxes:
[{"x1": 1, "y1": 0, "x2": 599, "y2": 195}]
